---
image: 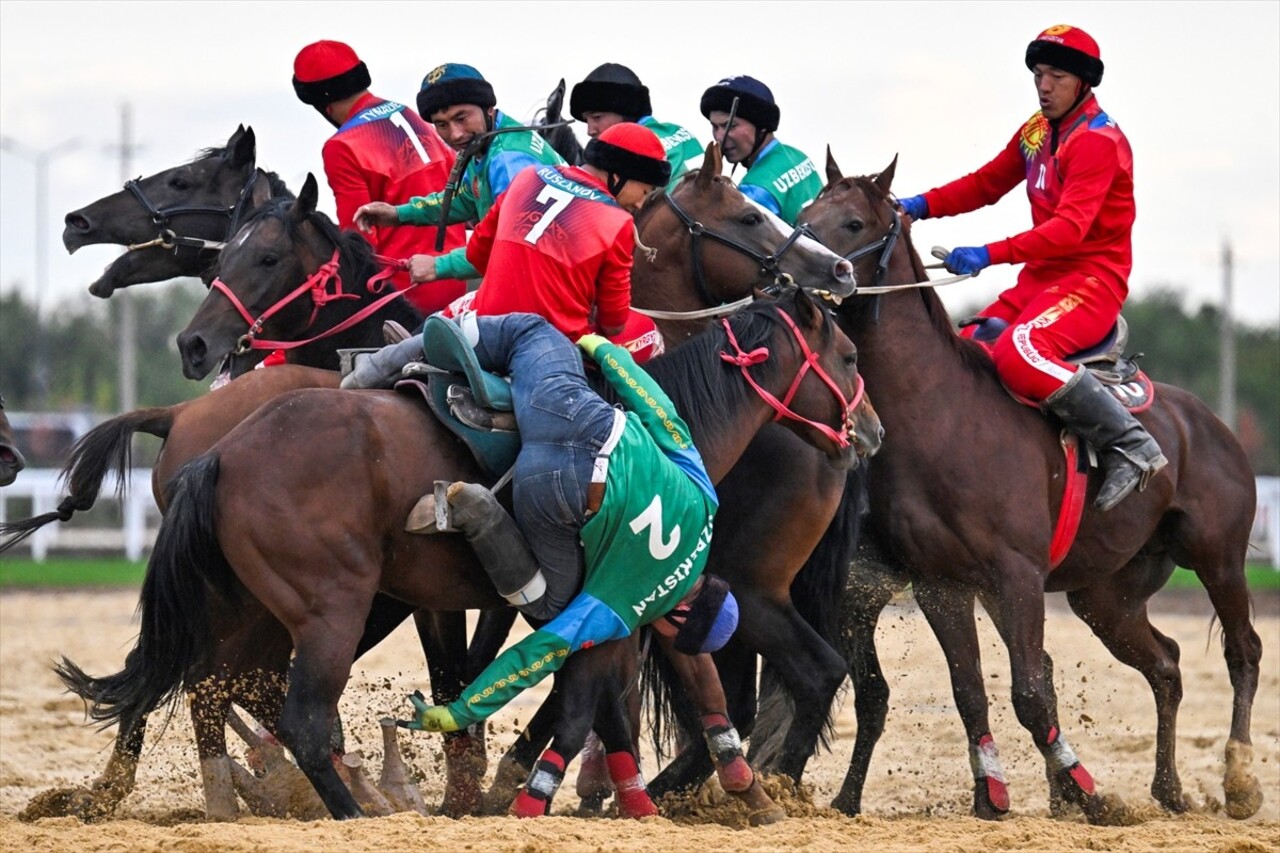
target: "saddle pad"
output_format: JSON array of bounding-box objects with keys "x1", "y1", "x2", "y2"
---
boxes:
[{"x1": 393, "y1": 377, "x2": 520, "y2": 480}]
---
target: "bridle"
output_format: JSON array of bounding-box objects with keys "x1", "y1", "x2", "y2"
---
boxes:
[
  {"x1": 660, "y1": 188, "x2": 816, "y2": 310},
  {"x1": 810, "y1": 182, "x2": 903, "y2": 290},
  {"x1": 719, "y1": 305, "x2": 864, "y2": 450},
  {"x1": 123, "y1": 163, "x2": 262, "y2": 255}
]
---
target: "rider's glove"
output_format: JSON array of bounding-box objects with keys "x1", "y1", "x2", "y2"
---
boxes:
[
  {"x1": 396, "y1": 690, "x2": 461, "y2": 733},
  {"x1": 896, "y1": 194, "x2": 928, "y2": 220},
  {"x1": 944, "y1": 246, "x2": 991, "y2": 276}
]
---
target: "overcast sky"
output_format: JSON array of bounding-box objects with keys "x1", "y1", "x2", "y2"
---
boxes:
[{"x1": 1, "y1": 0, "x2": 1277, "y2": 328}]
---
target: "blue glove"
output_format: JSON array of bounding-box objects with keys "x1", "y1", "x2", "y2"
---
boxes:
[
  {"x1": 944, "y1": 246, "x2": 991, "y2": 276},
  {"x1": 896, "y1": 194, "x2": 928, "y2": 220},
  {"x1": 395, "y1": 690, "x2": 461, "y2": 733}
]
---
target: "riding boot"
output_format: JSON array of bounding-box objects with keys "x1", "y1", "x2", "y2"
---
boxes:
[
  {"x1": 1041, "y1": 368, "x2": 1168, "y2": 512},
  {"x1": 339, "y1": 337, "x2": 425, "y2": 390},
  {"x1": 407, "y1": 482, "x2": 548, "y2": 615}
]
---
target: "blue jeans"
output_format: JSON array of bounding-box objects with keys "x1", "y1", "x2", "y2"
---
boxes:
[{"x1": 472, "y1": 313, "x2": 617, "y2": 616}]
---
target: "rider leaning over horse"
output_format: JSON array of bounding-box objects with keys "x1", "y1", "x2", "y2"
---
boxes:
[
  {"x1": 896, "y1": 24, "x2": 1167, "y2": 512},
  {"x1": 701, "y1": 75, "x2": 822, "y2": 226},
  {"x1": 569, "y1": 62, "x2": 704, "y2": 191},
  {"x1": 353, "y1": 63, "x2": 565, "y2": 288},
  {"x1": 292, "y1": 40, "x2": 468, "y2": 314},
  {"x1": 343, "y1": 121, "x2": 672, "y2": 389}
]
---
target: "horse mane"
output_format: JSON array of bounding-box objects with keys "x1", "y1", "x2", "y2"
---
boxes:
[
  {"x1": 850, "y1": 175, "x2": 1000, "y2": 382},
  {"x1": 229, "y1": 197, "x2": 380, "y2": 288},
  {"x1": 194, "y1": 145, "x2": 291, "y2": 199}
]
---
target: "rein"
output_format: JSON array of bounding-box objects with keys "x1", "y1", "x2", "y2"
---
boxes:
[
  {"x1": 210, "y1": 244, "x2": 411, "y2": 355},
  {"x1": 124, "y1": 164, "x2": 262, "y2": 255},
  {"x1": 719, "y1": 306, "x2": 863, "y2": 449}
]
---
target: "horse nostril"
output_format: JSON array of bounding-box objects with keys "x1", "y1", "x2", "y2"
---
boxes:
[
  {"x1": 65, "y1": 212, "x2": 92, "y2": 233},
  {"x1": 834, "y1": 259, "x2": 855, "y2": 284}
]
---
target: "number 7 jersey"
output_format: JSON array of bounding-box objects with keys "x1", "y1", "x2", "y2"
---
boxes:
[{"x1": 468, "y1": 165, "x2": 635, "y2": 341}]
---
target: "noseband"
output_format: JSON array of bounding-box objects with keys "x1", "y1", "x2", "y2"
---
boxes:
[
  {"x1": 662, "y1": 190, "x2": 815, "y2": 308},
  {"x1": 719, "y1": 306, "x2": 864, "y2": 449},
  {"x1": 124, "y1": 164, "x2": 261, "y2": 254}
]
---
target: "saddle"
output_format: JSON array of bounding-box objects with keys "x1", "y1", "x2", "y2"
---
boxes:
[
  {"x1": 961, "y1": 314, "x2": 1154, "y2": 412},
  {"x1": 392, "y1": 315, "x2": 522, "y2": 480}
]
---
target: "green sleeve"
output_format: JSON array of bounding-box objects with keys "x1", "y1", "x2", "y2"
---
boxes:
[
  {"x1": 433, "y1": 248, "x2": 479, "y2": 281},
  {"x1": 578, "y1": 335, "x2": 695, "y2": 453},
  {"x1": 445, "y1": 627, "x2": 571, "y2": 727},
  {"x1": 396, "y1": 187, "x2": 479, "y2": 227}
]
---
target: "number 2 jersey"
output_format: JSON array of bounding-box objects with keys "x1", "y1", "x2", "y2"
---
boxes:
[
  {"x1": 321, "y1": 93, "x2": 467, "y2": 313},
  {"x1": 468, "y1": 164, "x2": 635, "y2": 340}
]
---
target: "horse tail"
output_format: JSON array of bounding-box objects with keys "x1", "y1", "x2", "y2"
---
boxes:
[
  {"x1": 640, "y1": 632, "x2": 697, "y2": 765},
  {"x1": 56, "y1": 453, "x2": 226, "y2": 733},
  {"x1": 751, "y1": 469, "x2": 868, "y2": 765},
  {"x1": 0, "y1": 407, "x2": 173, "y2": 553}
]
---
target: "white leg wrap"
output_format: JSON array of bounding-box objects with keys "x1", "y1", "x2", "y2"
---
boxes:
[
  {"x1": 1046, "y1": 732, "x2": 1081, "y2": 774},
  {"x1": 968, "y1": 738, "x2": 1006, "y2": 783}
]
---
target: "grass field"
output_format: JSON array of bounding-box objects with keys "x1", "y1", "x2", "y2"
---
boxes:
[{"x1": 1, "y1": 556, "x2": 1277, "y2": 590}]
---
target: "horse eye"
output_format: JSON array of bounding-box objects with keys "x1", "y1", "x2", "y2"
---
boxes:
[
  {"x1": 844, "y1": 352, "x2": 858, "y2": 368},
  {"x1": 260, "y1": 255, "x2": 278, "y2": 267},
  {"x1": 740, "y1": 212, "x2": 762, "y2": 226},
  {"x1": 168, "y1": 177, "x2": 191, "y2": 191},
  {"x1": 845, "y1": 221, "x2": 864, "y2": 234}
]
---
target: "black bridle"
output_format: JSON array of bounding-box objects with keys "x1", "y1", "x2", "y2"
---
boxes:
[
  {"x1": 123, "y1": 163, "x2": 261, "y2": 254},
  {"x1": 827, "y1": 200, "x2": 902, "y2": 290},
  {"x1": 661, "y1": 189, "x2": 814, "y2": 309}
]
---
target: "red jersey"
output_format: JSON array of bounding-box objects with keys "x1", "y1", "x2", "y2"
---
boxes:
[
  {"x1": 322, "y1": 93, "x2": 468, "y2": 313},
  {"x1": 468, "y1": 165, "x2": 633, "y2": 340},
  {"x1": 922, "y1": 95, "x2": 1134, "y2": 313}
]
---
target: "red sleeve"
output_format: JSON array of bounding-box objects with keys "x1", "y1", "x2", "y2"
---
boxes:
[
  {"x1": 922, "y1": 131, "x2": 1025, "y2": 219},
  {"x1": 985, "y1": 132, "x2": 1120, "y2": 266},
  {"x1": 321, "y1": 138, "x2": 372, "y2": 232},
  {"x1": 593, "y1": 221, "x2": 634, "y2": 334},
  {"x1": 464, "y1": 188, "x2": 504, "y2": 275}
]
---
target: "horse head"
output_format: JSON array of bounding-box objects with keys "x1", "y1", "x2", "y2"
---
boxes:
[
  {"x1": 0, "y1": 395, "x2": 26, "y2": 487},
  {"x1": 533, "y1": 78, "x2": 583, "y2": 165},
  {"x1": 64, "y1": 125, "x2": 282, "y2": 298},
  {"x1": 632, "y1": 143, "x2": 855, "y2": 341},
  {"x1": 176, "y1": 173, "x2": 386, "y2": 381}
]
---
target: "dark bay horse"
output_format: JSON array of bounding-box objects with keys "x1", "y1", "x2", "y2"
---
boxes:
[
  {"x1": 64, "y1": 287, "x2": 873, "y2": 819},
  {"x1": 796, "y1": 153, "x2": 1262, "y2": 822},
  {"x1": 62, "y1": 125, "x2": 285, "y2": 298}
]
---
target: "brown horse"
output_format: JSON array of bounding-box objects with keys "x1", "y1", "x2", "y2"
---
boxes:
[
  {"x1": 64, "y1": 286, "x2": 874, "y2": 819},
  {"x1": 0, "y1": 395, "x2": 26, "y2": 487},
  {"x1": 794, "y1": 153, "x2": 1262, "y2": 822}
]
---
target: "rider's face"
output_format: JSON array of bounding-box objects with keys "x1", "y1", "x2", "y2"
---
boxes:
[
  {"x1": 707, "y1": 110, "x2": 759, "y2": 164},
  {"x1": 430, "y1": 104, "x2": 493, "y2": 151},
  {"x1": 614, "y1": 179, "x2": 655, "y2": 212},
  {"x1": 1033, "y1": 64, "x2": 1084, "y2": 121},
  {"x1": 584, "y1": 111, "x2": 627, "y2": 138}
]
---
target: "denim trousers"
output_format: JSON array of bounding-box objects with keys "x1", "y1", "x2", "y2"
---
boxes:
[{"x1": 472, "y1": 313, "x2": 617, "y2": 616}]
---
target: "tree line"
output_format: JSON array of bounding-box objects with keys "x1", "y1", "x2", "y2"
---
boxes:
[{"x1": 1, "y1": 281, "x2": 1276, "y2": 474}]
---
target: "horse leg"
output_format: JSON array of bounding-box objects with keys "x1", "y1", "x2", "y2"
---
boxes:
[
  {"x1": 912, "y1": 581, "x2": 1010, "y2": 819},
  {"x1": 276, "y1": 619, "x2": 365, "y2": 820},
  {"x1": 412, "y1": 609, "x2": 486, "y2": 817},
  {"x1": 582, "y1": 640, "x2": 659, "y2": 819},
  {"x1": 486, "y1": 680, "x2": 560, "y2": 814},
  {"x1": 1064, "y1": 556, "x2": 1196, "y2": 814},
  {"x1": 19, "y1": 716, "x2": 148, "y2": 822},
  {"x1": 831, "y1": 563, "x2": 902, "y2": 816}
]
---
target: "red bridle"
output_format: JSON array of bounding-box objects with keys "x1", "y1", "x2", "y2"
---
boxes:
[
  {"x1": 719, "y1": 307, "x2": 864, "y2": 449},
  {"x1": 209, "y1": 248, "x2": 409, "y2": 355}
]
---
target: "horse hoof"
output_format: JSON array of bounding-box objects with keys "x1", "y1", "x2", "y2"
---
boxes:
[
  {"x1": 1224, "y1": 774, "x2": 1263, "y2": 820},
  {"x1": 1083, "y1": 792, "x2": 1138, "y2": 826},
  {"x1": 748, "y1": 804, "x2": 788, "y2": 826},
  {"x1": 19, "y1": 786, "x2": 109, "y2": 823},
  {"x1": 972, "y1": 779, "x2": 1010, "y2": 820}
]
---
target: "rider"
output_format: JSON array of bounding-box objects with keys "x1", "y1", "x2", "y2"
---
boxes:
[
  {"x1": 699, "y1": 75, "x2": 821, "y2": 225},
  {"x1": 569, "y1": 62, "x2": 704, "y2": 191},
  {"x1": 895, "y1": 24, "x2": 1166, "y2": 512},
  {"x1": 341, "y1": 121, "x2": 671, "y2": 388},
  {"x1": 395, "y1": 311, "x2": 749, "y2": 815},
  {"x1": 291, "y1": 40, "x2": 467, "y2": 314},
  {"x1": 352, "y1": 63, "x2": 565, "y2": 287}
]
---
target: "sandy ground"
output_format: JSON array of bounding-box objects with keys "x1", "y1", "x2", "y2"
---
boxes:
[{"x1": 1, "y1": 585, "x2": 1277, "y2": 852}]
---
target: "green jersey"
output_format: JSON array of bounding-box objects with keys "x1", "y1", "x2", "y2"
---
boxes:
[
  {"x1": 738, "y1": 138, "x2": 822, "y2": 225},
  {"x1": 640, "y1": 116, "x2": 705, "y2": 191}
]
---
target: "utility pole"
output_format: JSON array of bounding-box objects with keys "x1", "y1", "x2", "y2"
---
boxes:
[
  {"x1": 1218, "y1": 240, "x2": 1237, "y2": 431},
  {"x1": 108, "y1": 104, "x2": 144, "y2": 412}
]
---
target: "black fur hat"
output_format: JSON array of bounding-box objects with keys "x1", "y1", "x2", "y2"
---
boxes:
[{"x1": 570, "y1": 63, "x2": 652, "y2": 122}]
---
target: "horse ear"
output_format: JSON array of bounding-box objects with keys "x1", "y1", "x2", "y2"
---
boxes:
[
  {"x1": 825, "y1": 145, "x2": 844, "y2": 185},
  {"x1": 228, "y1": 126, "x2": 256, "y2": 170},
  {"x1": 874, "y1": 155, "x2": 899, "y2": 194},
  {"x1": 292, "y1": 173, "x2": 319, "y2": 219},
  {"x1": 794, "y1": 286, "x2": 823, "y2": 330},
  {"x1": 696, "y1": 143, "x2": 721, "y2": 188},
  {"x1": 547, "y1": 78, "x2": 566, "y2": 121}
]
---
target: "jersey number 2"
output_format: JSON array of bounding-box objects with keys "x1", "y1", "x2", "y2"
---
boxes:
[
  {"x1": 524, "y1": 185, "x2": 575, "y2": 244},
  {"x1": 629, "y1": 495, "x2": 681, "y2": 561}
]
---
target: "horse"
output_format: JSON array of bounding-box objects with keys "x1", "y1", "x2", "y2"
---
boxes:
[
  {"x1": 0, "y1": 394, "x2": 26, "y2": 487},
  {"x1": 15, "y1": 145, "x2": 864, "y2": 820},
  {"x1": 791, "y1": 152, "x2": 1263, "y2": 822},
  {"x1": 61, "y1": 284, "x2": 875, "y2": 820},
  {"x1": 532, "y1": 78, "x2": 584, "y2": 166},
  {"x1": 62, "y1": 126, "x2": 286, "y2": 298}
]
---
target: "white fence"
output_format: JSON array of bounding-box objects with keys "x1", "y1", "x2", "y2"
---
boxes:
[
  {"x1": 0, "y1": 468, "x2": 158, "y2": 561},
  {"x1": 2, "y1": 469, "x2": 1278, "y2": 568}
]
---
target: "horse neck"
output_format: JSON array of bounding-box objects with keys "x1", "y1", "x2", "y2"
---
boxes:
[{"x1": 632, "y1": 204, "x2": 713, "y2": 344}]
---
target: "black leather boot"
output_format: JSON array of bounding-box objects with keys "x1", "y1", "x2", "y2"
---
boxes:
[{"x1": 1042, "y1": 368, "x2": 1168, "y2": 512}]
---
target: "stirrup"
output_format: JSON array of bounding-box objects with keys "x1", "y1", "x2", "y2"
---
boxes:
[
  {"x1": 405, "y1": 481, "x2": 460, "y2": 534},
  {"x1": 447, "y1": 385, "x2": 517, "y2": 432}
]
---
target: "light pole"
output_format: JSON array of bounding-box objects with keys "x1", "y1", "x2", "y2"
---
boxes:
[{"x1": 0, "y1": 135, "x2": 80, "y2": 402}]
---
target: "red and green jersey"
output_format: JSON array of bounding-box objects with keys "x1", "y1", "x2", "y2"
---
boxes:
[
  {"x1": 468, "y1": 165, "x2": 633, "y2": 340},
  {"x1": 445, "y1": 336, "x2": 717, "y2": 728},
  {"x1": 322, "y1": 93, "x2": 467, "y2": 313},
  {"x1": 921, "y1": 95, "x2": 1134, "y2": 313}
]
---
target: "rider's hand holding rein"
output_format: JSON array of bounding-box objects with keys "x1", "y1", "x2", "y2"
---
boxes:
[{"x1": 353, "y1": 201, "x2": 401, "y2": 233}]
